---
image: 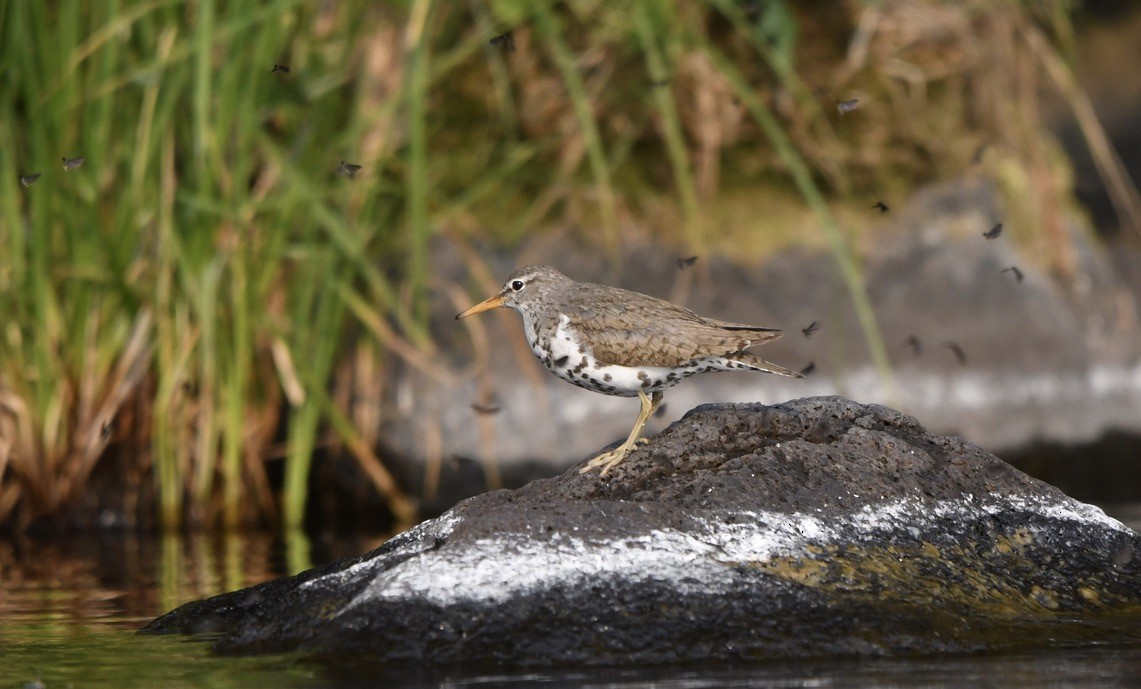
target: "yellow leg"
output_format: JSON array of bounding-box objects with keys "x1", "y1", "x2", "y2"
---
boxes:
[{"x1": 580, "y1": 390, "x2": 664, "y2": 476}]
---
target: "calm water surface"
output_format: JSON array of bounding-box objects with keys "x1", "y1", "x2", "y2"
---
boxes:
[{"x1": 3, "y1": 507, "x2": 1140, "y2": 688}]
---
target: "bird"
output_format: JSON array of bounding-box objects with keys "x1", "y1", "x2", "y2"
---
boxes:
[
  {"x1": 471, "y1": 402, "x2": 502, "y2": 415},
  {"x1": 270, "y1": 63, "x2": 290, "y2": 74},
  {"x1": 456, "y1": 265, "x2": 803, "y2": 476},
  {"x1": 62, "y1": 156, "x2": 85, "y2": 171},
  {"x1": 336, "y1": 161, "x2": 361, "y2": 178},
  {"x1": 676, "y1": 255, "x2": 698, "y2": 269},
  {"x1": 943, "y1": 341, "x2": 968, "y2": 365},
  {"x1": 872, "y1": 201, "x2": 890, "y2": 213},
  {"x1": 489, "y1": 32, "x2": 515, "y2": 52},
  {"x1": 801, "y1": 320, "x2": 821, "y2": 339},
  {"x1": 1001, "y1": 266, "x2": 1024, "y2": 283},
  {"x1": 905, "y1": 334, "x2": 922, "y2": 356},
  {"x1": 983, "y1": 223, "x2": 1003, "y2": 239},
  {"x1": 837, "y1": 98, "x2": 860, "y2": 115},
  {"x1": 971, "y1": 142, "x2": 989, "y2": 164},
  {"x1": 19, "y1": 173, "x2": 42, "y2": 188}
]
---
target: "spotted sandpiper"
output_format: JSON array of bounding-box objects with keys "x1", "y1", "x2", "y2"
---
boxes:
[{"x1": 456, "y1": 265, "x2": 803, "y2": 476}]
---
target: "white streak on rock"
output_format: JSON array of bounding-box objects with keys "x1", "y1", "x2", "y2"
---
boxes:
[
  {"x1": 337, "y1": 492, "x2": 1132, "y2": 612},
  {"x1": 302, "y1": 513, "x2": 462, "y2": 591}
]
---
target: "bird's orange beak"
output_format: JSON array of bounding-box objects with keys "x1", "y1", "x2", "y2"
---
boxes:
[{"x1": 455, "y1": 291, "x2": 507, "y2": 319}]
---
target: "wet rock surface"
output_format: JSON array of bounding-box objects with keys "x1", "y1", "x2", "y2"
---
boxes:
[{"x1": 143, "y1": 397, "x2": 1141, "y2": 665}]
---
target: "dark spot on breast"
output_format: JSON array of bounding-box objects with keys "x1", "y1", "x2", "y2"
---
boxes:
[
  {"x1": 554, "y1": 355, "x2": 569, "y2": 367},
  {"x1": 637, "y1": 370, "x2": 648, "y2": 380},
  {"x1": 578, "y1": 344, "x2": 586, "y2": 354},
  {"x1": 603, "y1": 373, "x2": 612, "y2": 381}
]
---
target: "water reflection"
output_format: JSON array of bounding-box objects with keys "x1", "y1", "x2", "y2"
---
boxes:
[
  {"x1": 3, "y1": 631, "x2": 317, "y2": 689},
  {"x1": 406, "y1": 649, "x2": 1141, "y2": 688},
  {"x1": 0, "y1": 529, "x2": 388, "y2": 632},
  {"x1": 0, "y1": 529, "x2": 389, "y2": 687}
]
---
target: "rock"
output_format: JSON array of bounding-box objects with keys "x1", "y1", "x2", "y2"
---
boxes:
[{"x1": 143, "y1": 397, "x2": 1141, "y2": 664}]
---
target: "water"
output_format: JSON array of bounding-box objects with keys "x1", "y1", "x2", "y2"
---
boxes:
[{"x1": 3, "y1": 509, "x2": 1140, "y2": 689}]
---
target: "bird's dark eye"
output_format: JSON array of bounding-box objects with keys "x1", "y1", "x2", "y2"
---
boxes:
[{"x1": 511, "y1": 280, "x2": 525, "y2": 291}]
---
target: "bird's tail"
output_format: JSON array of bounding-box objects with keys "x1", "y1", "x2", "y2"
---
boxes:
[
  {"x1": 717, "y1": 324, "x2": 784, "y2": 344},
  {"x1": 728, "y1": 351, "x2": 805, "y2": 379}
]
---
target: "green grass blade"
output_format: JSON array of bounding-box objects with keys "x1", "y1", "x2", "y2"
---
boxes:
[{"x1": 704, "y1": 45, "x2": 896, "y2": 399}]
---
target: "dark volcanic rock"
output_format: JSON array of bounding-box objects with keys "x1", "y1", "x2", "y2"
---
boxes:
[{"x1": 143, "y1": 397, "x2": 1141, "y2": 664}]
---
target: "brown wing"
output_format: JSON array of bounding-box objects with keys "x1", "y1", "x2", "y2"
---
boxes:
[{"x1": 562, "y1": 283, "x2": 784, "y2": 368}]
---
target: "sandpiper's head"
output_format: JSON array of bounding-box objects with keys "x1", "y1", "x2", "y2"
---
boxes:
[{"x1": 455, "y1": 265, "x2": 570, "y2": 319}]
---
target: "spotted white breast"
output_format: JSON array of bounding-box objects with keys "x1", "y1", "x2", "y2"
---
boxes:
[{"x1": 523, "y1": 314, "x2": 736, "y2": 398}]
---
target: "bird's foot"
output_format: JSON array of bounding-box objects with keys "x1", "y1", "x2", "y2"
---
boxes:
[
  {"x1": 579, "y1": 446, "x2": 629, "y2": 476},
  {"x1": 579, "y1": 438, "x2": 649, "y2": 476}
]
